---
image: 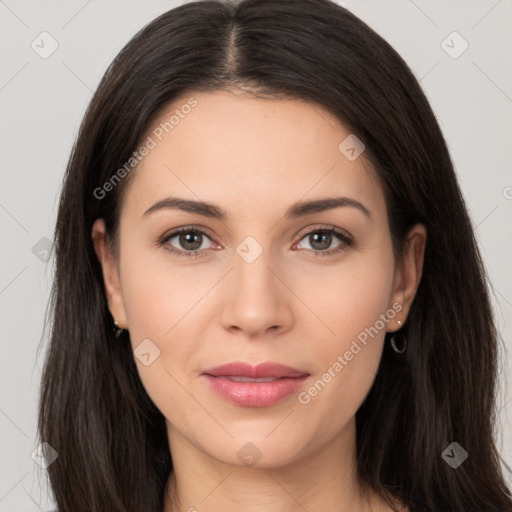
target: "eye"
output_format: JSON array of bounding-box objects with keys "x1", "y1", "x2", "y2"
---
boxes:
[
  {"x1": 294, "y1": 227, "x2": 353, "y2": 257},
  {"x1": 159, "y1": 227, "x2": 216, "y2": 258},
  {"x1": 158, "y1": 225, "x2": 353, "y2": 259}
]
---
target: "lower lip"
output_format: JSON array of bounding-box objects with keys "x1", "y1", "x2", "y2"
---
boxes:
[{"x1": 202, "y1": 375, "x2": 309, "y2": 407}]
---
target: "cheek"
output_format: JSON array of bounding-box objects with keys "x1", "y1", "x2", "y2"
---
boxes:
[
  {"x1": 310, "y1": 247, "x2": 395, "y2": 353},
  {"x1": 295, "y1": 244, "x2": 395, "y2": 414},
  {"x1": 119, "y1": 235, "x2": 206, "y2": 340},
  {"x1": 120, "y1": 264, "x2": 200, "y2": 429},
  {"x1": 117, "y1": 236, "x2": 232, "y2": 420}
]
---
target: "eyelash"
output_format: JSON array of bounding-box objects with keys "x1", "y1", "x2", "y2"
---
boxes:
[{"x1": 158, "y1": 225, "x2": 353, "y2": 259}]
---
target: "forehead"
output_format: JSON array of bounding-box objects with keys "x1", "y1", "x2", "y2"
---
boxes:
[{"x1": 121, "y1": 90, "x2": 385, "y2": 221}]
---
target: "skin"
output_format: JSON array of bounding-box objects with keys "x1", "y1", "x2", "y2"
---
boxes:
[{"x1": 92, "y1": 89, "x2": 426, "y2": 512}]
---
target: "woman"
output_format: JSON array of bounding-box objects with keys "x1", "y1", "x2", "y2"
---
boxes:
[{"x1": 38, "y1": 0, "x2": 512, "y2": 510}]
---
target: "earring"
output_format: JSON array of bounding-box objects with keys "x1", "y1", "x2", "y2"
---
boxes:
[
  {"x1": 113, "y1": 319, "x2": 125, "y2": 338},
  {"x1": 389, "y1": 319, "x2": 406, "y2": 354}
]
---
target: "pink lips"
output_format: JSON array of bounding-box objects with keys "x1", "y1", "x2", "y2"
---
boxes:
[{"x1": 201, "y1": 362, "x2": 310, "y2": 407}]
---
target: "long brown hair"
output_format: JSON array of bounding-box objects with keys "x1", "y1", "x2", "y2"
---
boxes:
[{"x1": 38, "y1": 0, "x2": 512, "y2": 510}]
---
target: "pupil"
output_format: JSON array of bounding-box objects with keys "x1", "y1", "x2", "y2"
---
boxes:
[
  {"x1": 180, "y1": 232, "x2": 201, "y2": 250},
  {"x1": 311, "y1": 232, "x2": 331, "y2": 250}
]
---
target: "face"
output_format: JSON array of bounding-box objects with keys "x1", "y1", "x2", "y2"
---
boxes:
[{"x1": 93, "y1": 89, "x2": 425, "y2": 469}]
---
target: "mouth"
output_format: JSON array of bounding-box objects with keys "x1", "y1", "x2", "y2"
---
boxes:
[
  {"x1": 201, "y1": 361, "x2": 310, "y2": 407},
  {"x1": 201, "y1": 361, "x2": 308, "y2": 379},
  {"x1": 211, "y1": 376, "x2": 285, "y2": 382}
]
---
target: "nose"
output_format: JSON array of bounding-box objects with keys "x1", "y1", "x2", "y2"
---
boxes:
[{"x1": 219, "y1": 243, "x2": 293, "y2": 339}]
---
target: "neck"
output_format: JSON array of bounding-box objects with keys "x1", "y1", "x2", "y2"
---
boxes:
[{"x1": 162, "y1": 417, "x2": 396, "y2": 512}]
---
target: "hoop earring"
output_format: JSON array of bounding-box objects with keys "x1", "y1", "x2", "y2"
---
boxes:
[
  {"x1": 113, "y1": 319, "x2": 125, "y2": 338},
  {"x1": 390, "y1": 334, "x2": 407, "y2": 354}
]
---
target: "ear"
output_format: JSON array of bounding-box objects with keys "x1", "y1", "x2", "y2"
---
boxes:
[
  {"x1": 387, "y1": 223, "x2": 427, "y2": 332},
  {"x1": 91, "y1": 218, "x2": 128, "y2": 329}
]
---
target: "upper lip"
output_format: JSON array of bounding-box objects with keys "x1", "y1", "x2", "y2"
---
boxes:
[{"x1": 202, "y1": 362, "x2": 308, "y2": 378}]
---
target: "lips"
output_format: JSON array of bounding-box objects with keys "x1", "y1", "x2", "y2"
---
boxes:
[
  {"x1": 218, "y1": 376, "x2": 281, "y2": 382},
  {"x1": 201, "y1": 361, "x2": 308, "y2": 379},
  {"x1": 201, "y1": 361, "x2": 310, "y2": 407}
]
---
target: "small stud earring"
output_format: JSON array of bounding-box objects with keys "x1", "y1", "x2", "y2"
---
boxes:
[{"x1": 113, "y1": 319, "x2": 125, "y2": 338}]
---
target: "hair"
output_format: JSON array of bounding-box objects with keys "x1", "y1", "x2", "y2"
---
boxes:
[{"x1": 37, "y1": 0, "x2": 512, "y2": 511}]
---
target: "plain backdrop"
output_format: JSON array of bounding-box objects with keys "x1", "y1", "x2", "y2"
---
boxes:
[{"x1": 1, "y1": 0, "x2": 511, "y2": 510}]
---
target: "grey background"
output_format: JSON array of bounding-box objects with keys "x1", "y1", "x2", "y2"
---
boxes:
[{"x1": 1, "y1": 0, "x2": 511, "y2": 509}]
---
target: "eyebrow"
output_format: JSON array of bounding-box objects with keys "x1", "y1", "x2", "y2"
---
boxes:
[{"x1": 143, "y1": 196, "x2": 372, "y2": 220}]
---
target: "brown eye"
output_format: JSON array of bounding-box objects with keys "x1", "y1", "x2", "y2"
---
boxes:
[
  {"x1": 295, "y1": 228, "x2": 353, "y2": 257},
  {"x1": 308, "y1": 231, "x2": 335, "y2": 251},
  {"x1": 160, "y1": 228, "x2": 214, "y2": 258},
  {"x1": 175, "y1": 231, "x2": 204, "y2": 251}
]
